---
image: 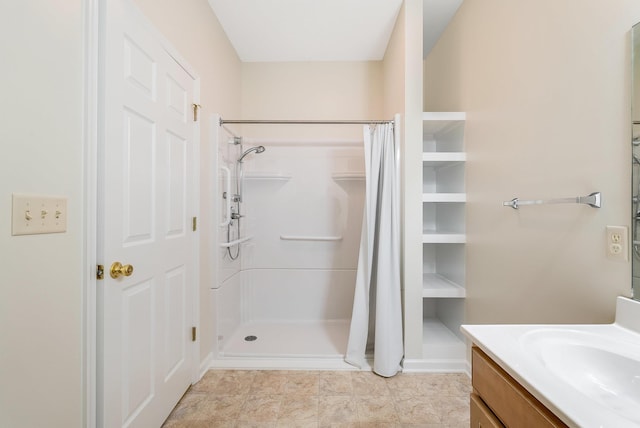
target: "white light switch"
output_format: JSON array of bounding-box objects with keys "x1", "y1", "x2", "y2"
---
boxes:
[{"x1": 12, "y1": 193, "x2": 67, "y2": 235}]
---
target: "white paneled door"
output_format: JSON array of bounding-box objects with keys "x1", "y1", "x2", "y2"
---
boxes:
[{"x1": 98, "y1": 0, "x2": 198, "y2": 427}]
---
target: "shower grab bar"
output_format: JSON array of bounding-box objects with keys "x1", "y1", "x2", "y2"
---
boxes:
[
  {"x1": 219, "y1": 166, "x2": 231, "y2": 227},
  {"x1": 219, "y1": 235, "x2": 253, "y2": 248},
  {"x1": 280, "y1": 235, "x2": 343, "y2": 242},
  {"x1": 502, "y1": 192, "x2": 601, "y2": 210}
]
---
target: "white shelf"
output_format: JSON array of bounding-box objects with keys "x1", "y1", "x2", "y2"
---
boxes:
[
  {"x1": 244, "y1": 172, "x2": 292, "y2": 181},
  {"x1": 422, "y1": 152, "x2": 466, "y2": 167},
  {"x1": 423, "y1": 274, "x2": 465, "y2": 298},
  {"x1": 422, "y1": 113, "x2": 466, "y2": 138},
  {"x1": 422, "y1": 193, "x2": 466, "y2": 203},
  {"x1": 422, "y1": 230, "x2": 466, "y2": 243},
  {"x1": 422, "y1": 112, "x2": 466, "y2": 121},
  {"x1": 414, "y1": 112, "x2": 466, "y2": 371},
  {"x1": 421, "y1": 318, "x2": 466, "y2": 361},
  {"x1": 331, "y1": 172, "x2": 365, "y2": 181}
]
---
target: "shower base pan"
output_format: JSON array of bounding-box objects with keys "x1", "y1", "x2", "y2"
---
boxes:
[{"x1": 211, "y1": 320, "x2": 369, "y2": 370}]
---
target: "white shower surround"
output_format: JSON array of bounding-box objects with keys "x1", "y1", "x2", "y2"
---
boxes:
[{"x1": 212, "y1": 130, "x2": 368, "y2": 369}]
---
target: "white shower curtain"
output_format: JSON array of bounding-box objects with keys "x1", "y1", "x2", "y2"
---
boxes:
[{"x1": 345, "y1": 122, "x2": 403, "y2": 377}]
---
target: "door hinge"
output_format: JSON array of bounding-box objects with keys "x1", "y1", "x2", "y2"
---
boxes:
[
  {"x1": 96, "y1": 264, "x2": 104, "y2": 280},
  {"x1": 192, "y1": 216, "x2": 197, "y2": 231},
  {"x1": 192, "y1": 103, "x2": 201, "y2": 122},
  {"x1": 192, "y1": 326, "x2": 197, "y2": 342}
]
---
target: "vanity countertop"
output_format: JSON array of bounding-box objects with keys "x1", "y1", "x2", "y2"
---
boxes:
[{"x1": 461, "y1": 296, "x2": 640, "y2": 428}]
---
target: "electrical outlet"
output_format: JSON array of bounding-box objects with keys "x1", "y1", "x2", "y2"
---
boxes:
[
  {"x1": 12, "y1": 193, "x2": 67, "y2": 235},
  {"x1": 606, "y1": 225, "x2": 628, "y2": 262}
]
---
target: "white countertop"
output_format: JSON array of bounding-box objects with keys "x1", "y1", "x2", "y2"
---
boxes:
[{"x1": 461, "y1": 296, "x2": 640, "y2": 428}]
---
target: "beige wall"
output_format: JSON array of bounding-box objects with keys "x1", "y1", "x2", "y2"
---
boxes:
[
  {"x1": 132, "y1": 0, "x2": 242, "y2": 362},
  {"x1": 424, "y1": 0, "x2": 640, "y2": 324},
  {"x1": 0, "y1": 1, "x2": 84, "y2": 426},
  {"x1": 240, "y1": 61, "x2": 383, "y2": 140}
]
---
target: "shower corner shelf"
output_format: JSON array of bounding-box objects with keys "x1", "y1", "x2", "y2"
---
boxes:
[
  {"x1": 331, "y1": 172, "x2": 365, "y2": 181},
  {"x1": 415, "y1": 112, "x2": 467, "y2": 371},
  {"x1": 244, "y1": 172, "x2": 292, "y2": 181}
]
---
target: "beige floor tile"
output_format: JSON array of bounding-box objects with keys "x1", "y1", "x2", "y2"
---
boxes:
[
  {"x1": 449, "y1": 374, "x2": 472, "y2": 396},
  {"x1": 278, "y1": 395, "x2": 319, "y2": 423},
  {"x1": 385, "y1": 374, "x2": 423, "y2": 398},
  {"x1": 163, "y1": 420, "x2": 236, "y2": 428},
  {"x1": 165, "y1": 392, "x2": 211, "y2": 421},
  {"x1": 432, "y1": 396, "x2": 470, "y2": 425},
  {"x1": 351, "y1": 372, "x2": 390, "y2": 396},
  {"x1": 240, "y1": 395, "x2": 283, "y2": 423},
  {"x1": 236, "y1": 422, "x2": 277, "y2": 428},
  {"x1": 251, "y1": 371, "x2": 290, "y2": 395},
  {"x1": 277, "y1": 421, "x2": 319, "y2": 428},
  {"x1": 200, "y1": 421, "x2": 237, "y2": 428},
  {"x1": 191, "y1": 370, "x2": 256, "y2": 395},
  {"x1": 319, "y1": 372, "x2": 353, "y2": 396},
  {"x1": 318, "y1": 396, "x2": 358, "y2": 425},
  {"x1": 284, "y1": 373, "x2": 320, "y2": 395},
  {"x1": 161, "y1": 419, "x2": 191, "y2": 428},
  {"x1": 322, "y1": 423, "x2": 400, "y2": 428},
  {"x1": 393, "y1": 397, "x2": 441, "y2": 425},
  {"x1": 164, "y1": 370, "x2": 470, "y2": 428},
  {"x1": 201, "y1": 395, "x2": 247, "y2": 421},
  {"x1": 400, "y1": 424, "x2": 444, "y2": 428},
  {"x1": 355, "y1": 396, "x2": 399, "y2": 423},
  {"x1": 187, "y1": 370, "x2": 220, "y2": 390},
  {"x1": 413, "y1": 374, "x2": 467, "y2": 398}
]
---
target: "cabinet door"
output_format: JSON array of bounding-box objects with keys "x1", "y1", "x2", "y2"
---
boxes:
[
  {"x1": 470, "y1": 393, "x2": 504, "y2": 428},
  {"x1": 472, "y1": 347, "x2": 567, "y2": 428}
]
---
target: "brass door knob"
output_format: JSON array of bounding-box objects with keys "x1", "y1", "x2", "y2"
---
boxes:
[{"x1": 110, "y1": 262, "x2": 134, "y2": 279}]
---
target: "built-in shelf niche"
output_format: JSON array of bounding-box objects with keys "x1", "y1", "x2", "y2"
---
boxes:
[
  {"x1": 423, "y1": 202, "x2": 465, "y2": 234},
  {"x1": 423, "y1": 243, "x2": 465, "y2": 291},
  {"x1": 422, "y1": 112, "x2": 465, "y2": 153},
  {"x1": 423, "y1": 162, "x2": 464, "y2": 194},
  {"x1": 418, "y1": 112, "x2": 466, "y2": 371}
]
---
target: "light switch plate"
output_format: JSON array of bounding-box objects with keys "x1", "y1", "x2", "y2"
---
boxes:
[{"x1": 12, "y1": 193, "x2": 67, "y2": 235}]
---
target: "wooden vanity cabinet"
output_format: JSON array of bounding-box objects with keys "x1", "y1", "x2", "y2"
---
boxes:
[
  {"x1": 470, "y1": 346, "x2": 568, "y2": 428},
  {"x1": 470, "y1": 392, "x2": 504, "y2": 427}
]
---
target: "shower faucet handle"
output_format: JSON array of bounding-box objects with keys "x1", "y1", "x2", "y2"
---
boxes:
[{"x1": 230, "y1": 212, "x2": 243, "y2": 220}]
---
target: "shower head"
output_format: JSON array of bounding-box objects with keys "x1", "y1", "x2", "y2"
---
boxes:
[{"x1": 238, "y1": 145, "x2": 266, "y2": 162}]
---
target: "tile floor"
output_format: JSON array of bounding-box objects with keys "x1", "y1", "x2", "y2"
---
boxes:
[{"x1": 163, "y1": 370, "x2": 471, "y2": 427}]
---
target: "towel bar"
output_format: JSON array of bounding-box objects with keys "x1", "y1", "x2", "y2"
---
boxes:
[{"x1": 503, "y1": 192, "x2": 601, "y2": 210}]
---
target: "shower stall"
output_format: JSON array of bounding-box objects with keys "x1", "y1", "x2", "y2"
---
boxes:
[{"x1": 211, "y1": 115, "x2": 378, "y2": 369}]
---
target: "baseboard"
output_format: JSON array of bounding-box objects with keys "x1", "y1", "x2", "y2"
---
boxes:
[
  {"x1": 197, "y1": 351, "x2": 214, "y2": 381},
  {"x1": 208, "y1": 356, "x2": 374, "y2": 372},
  {"x1": 402, "y1": 358, "x2": 469, "y2": 375}
]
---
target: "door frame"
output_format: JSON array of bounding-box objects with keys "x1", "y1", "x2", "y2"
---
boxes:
[{"x1": 82, "y1": 1, "x2": 201, "y2": 426}]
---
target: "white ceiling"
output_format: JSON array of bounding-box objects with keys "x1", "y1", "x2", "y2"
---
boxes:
[
  {"x1": 207, "y1": 0, "x2": 462, "y2": 62},
  {"x1": 423, "y1": 0, "x2": 464, "y2": 57}
]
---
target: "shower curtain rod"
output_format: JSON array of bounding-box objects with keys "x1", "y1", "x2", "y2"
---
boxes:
[{"x1": 220, "y1": 118, "x2": 394, "y2": 125}]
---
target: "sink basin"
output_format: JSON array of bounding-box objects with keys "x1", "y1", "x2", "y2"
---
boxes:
[{"x1": 520, "y1": 328, "x2": 640, "y2": 423}]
